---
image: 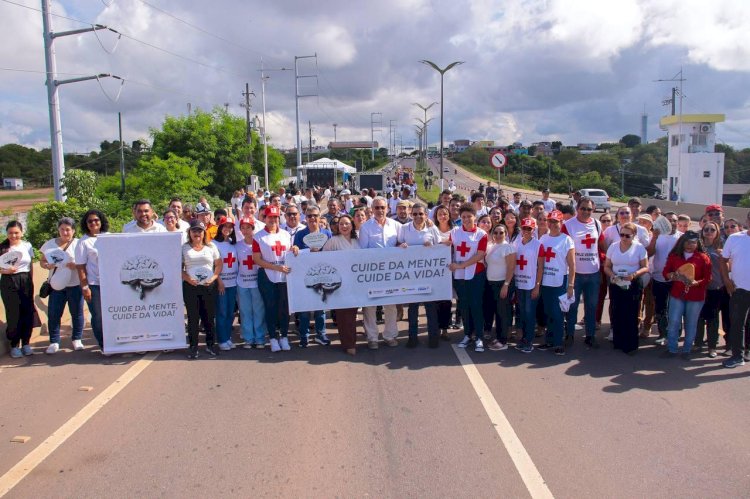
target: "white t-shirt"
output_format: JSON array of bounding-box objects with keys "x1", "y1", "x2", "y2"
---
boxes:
[
  {"x1": 606, "y1": 241, "x2": 647, "y2": 276},
  {"x1": 74, "y1": 233, "x2": 109, "y2": 285},
  {"x1": 1, "y1": 241, "x2": 34, "y2": 274},
  {"x1": 651, "y1": 231, "x2": 681, "y2": 283},
  {"x1": 539, "y1": 233, "x2": 575, "y2": 288},
  {"x1": 563, "y1": 217, "x2": 602, "y2": 274},
  {"x1": 235, "y1": 239, "x2": 259, "y2": 288},
  {"x1": 388, "y1": 196, "x2": 400, "y2": 215},
  {"x1": 213, "y1": 240, "x2": 238, "y2": 287},
  {"x1": 182, "y1": 243, "x2": 220, "y2": 283},
  {"x1": 723, "y1": 232, "x2": 750, "y2": 291},
  {"x1": 514, "y1": 238, "x2": 541, "y2": 291},
  {"x1": 603, "y1": 223, "x2": 650, "y2": 249},
  {"x1": 40, "y1": 238, "x2": 80, "y2": 289},
  {"x1": 123, "y1": 220, "x2": 167, "y2": 233},
  {"x1": 398, "y1": 223, "x2": 442, "y2": 247},
  {"x1": 541, "y1": 198, "x2": 556, "y2": 212},
  {"x1": 485, "y1": 241, "x2": 515, "y2": 282},
  {"x1": 252, "y1": 228, "x2": 293, "y2": 283},
  {"x1": 450, "y1": 226, "x2": 488, "y2": 281}
]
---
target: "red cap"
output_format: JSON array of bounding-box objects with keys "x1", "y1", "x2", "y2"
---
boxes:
[
  {"x1": 705, "y1": 204, "x2": 723, "y2": 213},
  {"x1": 547, "y1": 210, "x2": 564, "y2": 221},
  {"x1": 520, "y1": 218, "x2": 537, "y2": 229},
  {"x1": 217, "y1": 216, "x2": 235, "y2": 226},
  {"x1": 264, "y1": 205, "x2": 281, "y2": 218},
  {"x1": 239, "y1": 217, "x2": 255, "y2": 228}
]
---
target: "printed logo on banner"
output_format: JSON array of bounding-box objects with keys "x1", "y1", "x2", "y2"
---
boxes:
[
  {"x1": 304, "y1": 263, "x2": 342, "y2": 301},
  {"x1": 119, "y1": 255, "x2": 165, "y2": 300}
]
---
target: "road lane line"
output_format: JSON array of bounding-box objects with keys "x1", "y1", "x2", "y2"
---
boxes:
[
  {"x1": 452, "y1": 346, "x2": 554, "y2": 499},
  {"x1": 0, "y1": 353, "x2": 159, "y2": 497}
]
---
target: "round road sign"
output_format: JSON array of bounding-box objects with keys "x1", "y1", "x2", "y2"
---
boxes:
[{"x1": 490, "y1": 152, "x2": 507, "y2": 170}]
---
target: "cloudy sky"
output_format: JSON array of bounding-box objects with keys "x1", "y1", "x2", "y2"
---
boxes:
[{"x1": 1, "y1": 0, "x2": 749, "y2": 156}]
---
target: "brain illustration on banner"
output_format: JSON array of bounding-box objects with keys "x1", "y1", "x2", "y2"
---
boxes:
[
  {"x1": 120, "y1": 255, "x2": 164, "y2": 300},
  {"x1": 304, "y1": 263, "x2": 342, "y2": 301}
]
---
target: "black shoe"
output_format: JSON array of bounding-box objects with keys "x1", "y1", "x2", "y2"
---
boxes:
[
  {"x1": 406, "y1": 337, "x2": 419, "y2": 348},
  {"x1": 744, "y1": 350, "x2": 750, "y2": 362},
  {"x1": 537, "y1": 343, "x2": 553, "y2": 351},
  {"x1": 680, "y1": 352, "x2": 691, "y2": 361},
  {"x1": 428, "y1": 336, "x2": 439, "y2": 348},
  {"x1": 565, "y1": 334, "x2": 574, "y2": 347},
  {"x1": 205, "y1": 345, "x2": 217, "y2": 357},
  {"x1": 723, "y1": 357, "x2": 746, "y2": 368},
  {"x1": 188, "y1": 348, "x2": 198, "y2": 360},
  {"x1": 584, "y1": 336, "x2": 599, "y2": 349},
  {"x1": 659, "y1": 350, "x2": 678, "y2": 359},
  {"x1": 554, "y1": 347, "x2": 566, "y2": 356}
]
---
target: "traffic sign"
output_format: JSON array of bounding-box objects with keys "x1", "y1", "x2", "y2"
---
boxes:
[
  {"x1": 426, "y1": 170, "x2": 433, "y2": 177},
  {"x1": 490, "y1": 152, "x2": 507, "y2": 170}
]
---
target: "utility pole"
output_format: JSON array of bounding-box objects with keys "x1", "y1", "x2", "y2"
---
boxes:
[
  {"x1": 294, "y1": 54, "x2": 318, "y2": 186},
  {"x1": 308, "y1": 121, "x2": 313, "y2": 163},
  {"x1": 333, "y1": 123, "x2": 338, "y2": 143},
  {"x1": 241, "y1": 83, "x2": 255, "y2": 169},
  {"x1": 118, "y1": 112, "x2": 125, "y2": 196},
  {"x1": 389, "y1": 120, "x2": 397, "y2": 162},
  {"x1": 42, "y1": 0, "x2": 121, "y2": 201},
  {"x1": 371, "y1": 112, "x2": 382, "y2": 161},
  {"x1": 258, "y1": 60, "x2": 291, "y2": 191}
]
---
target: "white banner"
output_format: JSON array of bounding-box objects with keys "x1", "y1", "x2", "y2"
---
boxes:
[
  {"x1": 98, "y1": 233, "x2": 187, "y2": 353},
  {"x1": 287, "y1": 245, "x2": 452, "y2": 313}
]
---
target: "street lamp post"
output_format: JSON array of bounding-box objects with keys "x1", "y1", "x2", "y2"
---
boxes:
[
  {"x1": 412, "y1": 102, "x2": 437, "y2": 164},
  {"x1": 419, "y1": 60, "x2": 464, "y2": 183}
]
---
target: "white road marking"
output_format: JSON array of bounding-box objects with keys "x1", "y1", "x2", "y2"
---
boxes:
[
  {"x1": 0, "y1": 353, "x2": 158, "y2": 497},
  {"x1": 452, "y1": 345, "x2": 554, "y2": 499}
]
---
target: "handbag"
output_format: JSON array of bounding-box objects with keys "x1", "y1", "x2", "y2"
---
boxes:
[{"x1": 39, "y1": 239, "x2": 72, "y2": 298}]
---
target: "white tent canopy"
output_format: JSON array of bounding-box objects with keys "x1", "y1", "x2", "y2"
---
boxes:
[{"x1": 302, "y1": 157, "x2": 356, "y2": 174}]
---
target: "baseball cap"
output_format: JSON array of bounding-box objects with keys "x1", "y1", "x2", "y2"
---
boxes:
[
  {"x1": 705, "y1": 204, "x2": 723, "y2": 213},
  {"x1": 263, "y1": 191, "x2": 271, "y2": 198},
  {"x1": 195, "y1": 204, "x2": 209, "y2": 215},
  {"x1": 239, "y1": 217, "x2": 255, "y2": 228},
  {"x1": 264, "y1": 205, "x2": 281, "y2": 218},
  {"x1": 189, "y1": 220, "x2": 206, "y2": 231},
  {"x1": 217, "y1": 216, "x2": 235, "y2": 226},
  {"x1": 520, "y1": 218, "x2": 537, "y2": 229},
  {"x1": 627, "y1": 197, "x2": 642, "y2": 206},
  {"x1": 340, "y1": 189, "x2": 351, "y2": 196},
  {"x1": 547, "y1": 210, "x2": 564, "y2": 221},
  {"x1": 684, "y1": 230, "x2": 700, "y2": 241},
  {"x1": 637, "y1": 214, "x2": 653, "y2": 225},
  {"x1": 542, "y1": 188, "x2": 550, "y2": 193},
  {"x1": 397, "y1": 199, "x2": 412, "y2": 208}
]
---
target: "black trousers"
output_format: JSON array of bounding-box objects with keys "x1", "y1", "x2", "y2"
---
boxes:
[
  {"x1": 652, "y1": 280, "x2": 673, "y2": 337},
  {"x1": 1, "y1": 273, "x2": 34, "y2": 348},
  {"x1": 183, "y1": 281, "x2": 217, "y2": 349},
  {"x1": 728, "y1": 288, "x2": 750, "y2": 358},
  {"x1": 610, "y1": 280, "x2": 643, "y2": 353}
]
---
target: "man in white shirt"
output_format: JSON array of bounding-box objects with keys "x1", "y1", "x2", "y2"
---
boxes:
[
  {"x1": 540, "y1": 188, "x2": 556, "y2": 212},
  {"x1": 358, "y1": 197, "x2": 402, "y2": 348},
  {"x1": 281, "y1": 205, "x2": 305, "y2": 238},
  {"x1": 508, "y1": 192, "x2": 523, "y2": 213},
  {"x1": 123, "y1": 199, "x2": 167, "y2": 233},
  {"x1": 722, "y1": 219, "x2": 750, "y2": 368},
  {"x1": 388, "y1": 189, "x2": 401, "y2": 216},
  {"x1": 646, "y1": 211, "x2": 680, "y2": 345},
  {"x1": 159, "y1": 197, "x2": 190, "y2": 234}
]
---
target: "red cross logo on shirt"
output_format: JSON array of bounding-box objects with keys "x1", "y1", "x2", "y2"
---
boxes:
[
  {"x1": 581, "y1": 234, "x2": 596, "y2": 249},
  {"x1": 456, "y1": 241, "x2": 471, "y2": 257},
  {"x1": 272, "y1": 240, "x2": 286, "y2": 257},
  {"x1": 242, "y1": 255, "x2": 254, "y2": 270},
  {"x1": 517, "y1": 255, "x2": 528, "y2": 270},
  {"x1": 223, "y1": 252, "x2": 236, "y2": 268},
  {"x1": 542, "y1": 247, "x2": 557, "y2": 262}
]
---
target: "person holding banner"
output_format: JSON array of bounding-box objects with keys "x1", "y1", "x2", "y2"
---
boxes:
[
  {"x1": 182, "y1": 220, "x2": 222, "y2": 359},
  {"x1": 398, "y1": 203, "x2": 443, "y2": 348},
  {"x1": 0, "y1": 221, "x2": 35, "y2": 358},
  {"x1": 236, "y1": 217, "x2": 266, "y2": 349},
  {"x1": 40, "y1": 217, "x2": 83, "y2": 354},
  {"x1": 75, "y1": 209, "x2": 110, "y2": 350},
  {"x1": 322, "y1": 214, "x2": 360, "y2": 355},
  {"x1": 253, "y1": 205, "x2": 299, "y2": 353},
  {"x1": 433, "y1": 205, "x2": 454, "y2": 341},
  {"x1": 448, "y1": 203, "x2": 489, "y2": 352},
  {"x1": 213, "y1": 216, "x2": 239, "y2": 351},
  {"x1": 292, "y1": 206, "x2": 332, "y2": 347}
]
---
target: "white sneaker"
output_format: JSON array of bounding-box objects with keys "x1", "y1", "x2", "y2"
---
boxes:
[
  {"x1": 279, "y1": 337, "x2": 291, "y2": 351},
  {"x1": 72, "y1": 339, "x2": 84, "y2": 351},
  {"x1": 21, "y1": 345, "x2": 33, "y2": 356},
  {"x1": 46, "y1": 343, "x2": 60, "y2": 355},
  {"x1": 606, "y1": 332, "x2": 613, "y2": 341},
  {"x1": 9, "y1": 347, "x2": 23, "y2": 358},
  {"x1": 270, "y1": 338, "x2": 281, "y2": 352},
  {"x1": 218, "y1": 341, "x2": 232, "y2": 351},
  {"x1": 474, "y1": 339, "x2": 485, "y2": 352},
  {"x1": 457, "y1": 335, "x2": 472, "y2": 348},
  {"x1": 227, "y1": 340, "x2": 236, "y2": 349}
]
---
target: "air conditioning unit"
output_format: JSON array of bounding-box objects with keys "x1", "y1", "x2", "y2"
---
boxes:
[{"x1": 700, "y1": 123, "x2": 711, "y2": 133}]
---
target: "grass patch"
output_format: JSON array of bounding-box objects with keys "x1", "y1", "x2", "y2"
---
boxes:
[
  {"x1": 414, "y1": 161, "x2": 440, "y2": 205},
  {"x1": 0, "y1": 192, "x2": 53, "y2": 201}
]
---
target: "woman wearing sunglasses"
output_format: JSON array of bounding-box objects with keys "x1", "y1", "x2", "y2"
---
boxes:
[
  {"x1": 694, "y1": 222, "x2": 729, "y2": 358},
  {"x1": 604, "y1": 222, "x2": 649, "y2": 355},
  {"x1": 484, "y1": 223, "x2": 516, "y2": 350}
]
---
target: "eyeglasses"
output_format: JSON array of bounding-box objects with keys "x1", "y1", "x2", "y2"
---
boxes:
[
  {"x1": 707, "y1": 211, "x2": 721, "y2": 216},
  {"x1": 413, "y1": 212, "x2": 425, "y2": 216},
  {"x1": 703, "y1": 227, "x2": 717, "y2": 232},
  {"x1": 286, "y1": 212, "x2": 299, "y2": 216},
  {"x1": 307, "y1": 214, "x2": 319, "y2": 219},
  {"x1": 601, "y1": 219, "x2": 612, "y2": 223},
  {"x1": 87, "y1": 218, "x2": 101, "y2": 224},
  {"x1": 618, "y1": 212, "x2": 630, "y2": 217},
  {"x1": 493, "y1": 231, "x2": 506, "y2": 236},
  {"x1": 620, "y1": 233, "x2": 633, "y2": 238},
  {"x1": 579, "y1": 207, "x2": 593, "y2": 212},
  {"x1": 373, "y1": 206, "x2": 386, "y2": 210},
  {"x1": 521, "y1": 227, "x2": 533, "y2": 231},
  {"x1": 726, "y1": 224, "x2": 738, "y2": 229}
]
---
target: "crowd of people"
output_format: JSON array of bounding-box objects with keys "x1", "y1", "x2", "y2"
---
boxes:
[{"x1": 2, "y1": 174, "x2": 750, "y2": 369}]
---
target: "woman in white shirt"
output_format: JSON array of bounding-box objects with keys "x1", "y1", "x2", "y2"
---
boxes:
[
  {"x1": 182, "y1": 220, "x2": 222, "y2": 359},
  {"x1": 40, "y1": 217, "x2": 82, "y2": 355},
  {"x1": 162, "y1": 208, "x2": 188, "y2": 244},
  {"x1": 0, "y1": 221, "x2": 36, "y2": 358},
  {"x1": 604, "y1": 222, "x2": 649, "y2": 355},
  {"x1": 212, "y1": 216, "x2": 239, "y2": 351},
  {"x1": 75, "y1": 210, "x2": 110, "y2": 350},
  {"x1": 484, "y1": 224, "x2": 516, "y2": 350},
  {"x1": 433, "y1": 205, "x2": 453, "y2": 340}
]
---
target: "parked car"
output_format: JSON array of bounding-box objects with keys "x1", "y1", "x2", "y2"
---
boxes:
[{"x1": 578, "y1": 188, "x2": 611, "y2": 212}]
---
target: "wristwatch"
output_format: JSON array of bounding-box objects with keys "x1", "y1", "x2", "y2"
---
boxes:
[{"x1": 81, "y1": 285, "x2": 90, "y2": 291}]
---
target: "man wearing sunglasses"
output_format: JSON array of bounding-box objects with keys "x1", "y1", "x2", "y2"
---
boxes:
[
  {"x1": 562, "y1": 197, "x2": 604, "y2": 348},
  {"x1": 722, "y1": 212, "x2": 750, "y2": 368}
]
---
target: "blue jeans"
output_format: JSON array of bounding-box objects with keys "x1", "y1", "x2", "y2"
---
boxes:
[
  {"x1": 47, "y1": 285, "x2": 84, "y2": 344},
  {"x1": 298, "y1": 310, "x2": 326, "y2": 345},
  {"x1": 408, "y1": 301, "x2": 439, "y2": 339},
  {"x1": 516, "y1": 288, "x2": 538, "y2": 347},
  {"x1": 236, "y1": 286, "x2": 266, "y2": 345},
  {"x1": 567, "y1": 272, "x2": 600, "y2": 338},
  {"x1": 542, "y1": 279, "x2": 567, "y2": 347},
  {"x1": 667, "y1": 296, "x2": 704, "y2": 353},
  {"x1": 215, "y1": 285, "x2": 238, "y2": 344},
  {"x1": 86, "y1": 285, "x2": 103, "y2": 347}
]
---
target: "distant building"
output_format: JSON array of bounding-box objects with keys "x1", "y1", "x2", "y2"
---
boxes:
[
  {"x1": 577, "y1": 143, "x2": 598, "y2": 151},
  {"x1": 3, "y1": 178, "x2": 23, "y2": 190},
  {"x1": 328, "y1": 141, "x2": 378, "y2": 150},
  {"x1": 454, "y1": 139, "x2": 471, "y2": 152},
  {"x1": 659, "y1": 113, "x2": 725, "y2": 204},
  {"x1": 533, "y1": 142, "x2": 554, "y2": 157},
  {"x1": 722, "y1": 184, "x2": 750, "y2": 207}
]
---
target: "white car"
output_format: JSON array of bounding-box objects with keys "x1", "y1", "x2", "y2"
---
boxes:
[{"x1": 578, "y1": 189, "x2": 611, "y2": 212}]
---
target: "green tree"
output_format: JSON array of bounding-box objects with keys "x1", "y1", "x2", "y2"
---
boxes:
[{"x1": 620, "y1": 134, "x2": 641, "y2": 148}]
